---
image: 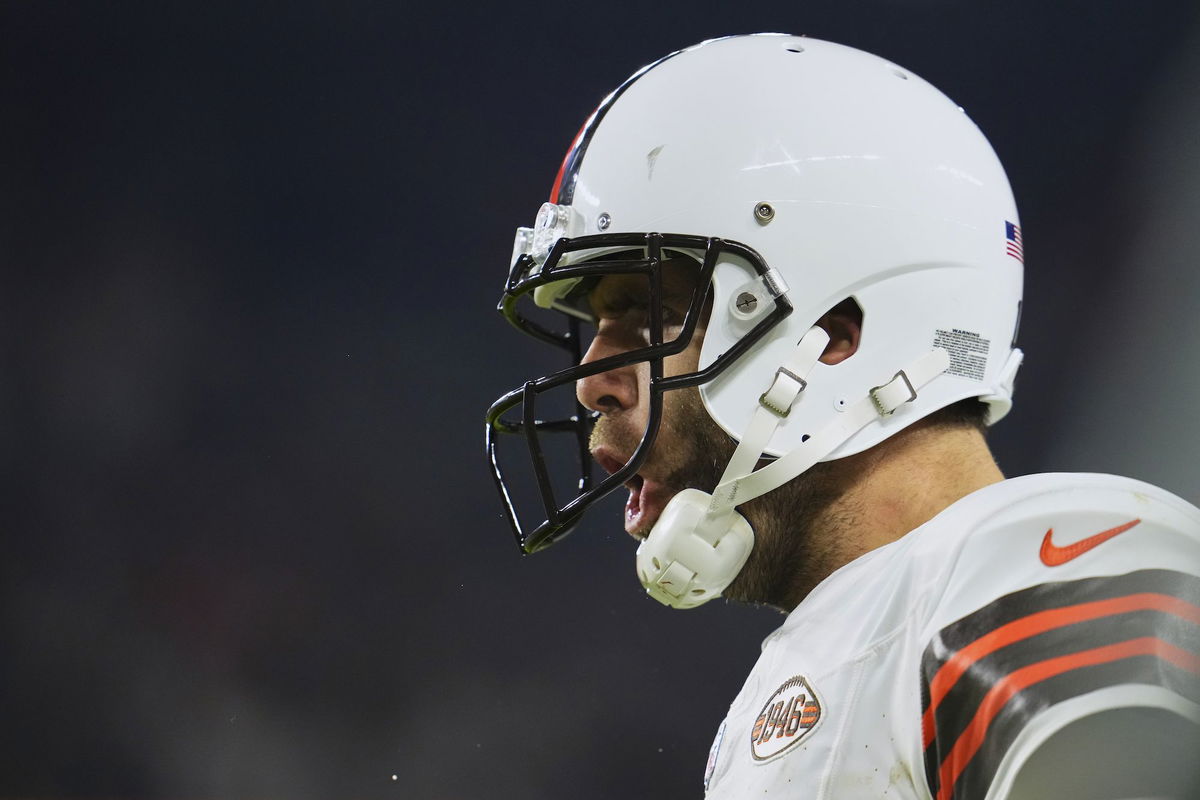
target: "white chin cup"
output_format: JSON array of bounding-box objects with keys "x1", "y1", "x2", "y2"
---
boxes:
[{"x1": 635, "y1": 488, "x2": 755, "y2": 609}]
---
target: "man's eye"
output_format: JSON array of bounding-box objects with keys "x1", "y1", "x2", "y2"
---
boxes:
[{"x1": 636, "y1": 306, "x2": 685, "y2": 335}]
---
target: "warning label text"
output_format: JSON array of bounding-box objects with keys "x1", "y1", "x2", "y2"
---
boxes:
[{"x1": 933, "y1": 328, "x2": 989, "y2": 381}]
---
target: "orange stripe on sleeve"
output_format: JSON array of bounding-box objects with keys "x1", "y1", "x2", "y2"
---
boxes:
[
  {"x1": 934, "y1": 636, "x2": 1200, "y2": 800},
  {"x1": 921, "y1": 593, "x2": 1200, "y2": 749}
]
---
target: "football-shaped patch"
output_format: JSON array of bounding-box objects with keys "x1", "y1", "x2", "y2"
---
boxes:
[{"x1": 750, "y1": 675, "x2": 823, "y2": 761}]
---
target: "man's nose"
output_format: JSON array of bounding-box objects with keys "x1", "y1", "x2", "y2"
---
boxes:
[{"x1": 575, "y1": 332, "x2": 638, "y2": 414}]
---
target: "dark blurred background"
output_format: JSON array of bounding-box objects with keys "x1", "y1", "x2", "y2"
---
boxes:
[{"x1": 3, "y1": 2, "x2": 1198, "y2": 798}]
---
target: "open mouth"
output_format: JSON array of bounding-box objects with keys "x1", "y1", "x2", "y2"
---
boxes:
[{"x1": 592, "y1": 448, "x2": 671, "y2": 538}]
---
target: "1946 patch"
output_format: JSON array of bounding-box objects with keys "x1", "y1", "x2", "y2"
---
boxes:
[{"x1": 750, "y1": 675, "x2": 823, "y2": 762}]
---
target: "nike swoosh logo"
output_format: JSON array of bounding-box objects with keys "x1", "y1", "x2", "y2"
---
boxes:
[{"x1": 1039, "y1": 518, "x2": 1141, "y2": 567}]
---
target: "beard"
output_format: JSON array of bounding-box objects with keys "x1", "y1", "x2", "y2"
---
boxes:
[
  {"x1": 723, "y1": 455, "x2": 861, "y2": 611},
  {"x1": 595, "y1": 384, "x2": 858, "y2": 611}
]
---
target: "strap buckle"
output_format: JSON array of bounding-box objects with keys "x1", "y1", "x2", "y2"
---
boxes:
[
  {"x1": 759, "y1": 366, "x2": 807, "y2": 418},
  {"x1": 869, "y1": 369, "x2": 917, "y2": 416}
]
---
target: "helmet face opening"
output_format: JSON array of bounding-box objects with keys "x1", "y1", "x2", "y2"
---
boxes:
[{"x1": 486, "y1": 232, "x2": 791, "y2": 553}]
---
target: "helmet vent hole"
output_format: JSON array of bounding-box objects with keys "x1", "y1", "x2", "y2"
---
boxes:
[
  {"x1": 892, "y1": 69, "x2": 909, "y2": 80},
  {"x1": 691, "y1": 589, "x2": 705, "y2": 595},
  {"x1": 652, "y1": 557, "x2": 662, "y2": 570},
  {"x1": 801, "y1": 434, "x2": 810, "y2": 443},
  {"x1": 786, "y1": 46, "x2": 804, "y2": 54}
]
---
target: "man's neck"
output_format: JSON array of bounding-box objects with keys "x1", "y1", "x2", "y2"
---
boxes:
[
  {"x1": 780, "y1": 421, "x2": 1004, "y2": 611},
  {"x1": 847, "y1": 422, "x2": 1004, "y2": 553}
]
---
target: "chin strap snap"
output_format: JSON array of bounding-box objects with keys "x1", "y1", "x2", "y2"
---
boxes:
[{"x1": 637, "y1": 336, "x2": 950, "y2": 609}]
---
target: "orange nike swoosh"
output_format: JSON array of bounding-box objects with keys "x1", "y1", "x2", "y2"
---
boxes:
[{"x1": 1039, "y1": 519, "x2": 1141, "y2": 567}]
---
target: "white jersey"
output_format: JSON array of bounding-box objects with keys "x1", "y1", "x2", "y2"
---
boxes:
[{"x1": 703, "y1": 473, "x2": 1200, "y2": 799}]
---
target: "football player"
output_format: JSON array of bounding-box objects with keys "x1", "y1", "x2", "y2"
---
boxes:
[{"x1": 485, "y1": 34, "x2": 1200, "y2": 799}]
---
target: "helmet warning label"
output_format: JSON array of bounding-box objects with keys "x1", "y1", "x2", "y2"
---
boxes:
[{"x1": 933, "y1": 329, "x2": 989, "y2": 381}]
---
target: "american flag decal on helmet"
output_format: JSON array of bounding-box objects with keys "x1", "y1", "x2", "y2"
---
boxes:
[{"x1": 1005, "y1": 221, "x2": 1023, "y2": 263}]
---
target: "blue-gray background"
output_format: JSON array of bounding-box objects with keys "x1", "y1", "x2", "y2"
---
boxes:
[{"x1": 4, "y1": 2, "x2": 1199, "y2": 798}]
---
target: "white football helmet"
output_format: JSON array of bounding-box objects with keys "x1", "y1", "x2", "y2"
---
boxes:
[{"x1": 487, "y1": 34, "x2": 1023, "y2": 607}]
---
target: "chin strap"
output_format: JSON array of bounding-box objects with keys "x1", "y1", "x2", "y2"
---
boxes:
[
  {"x1": 636, "y1": 330, "x2": 950, "y2": 609},
  {"x1": 704, "y1": 325, "x2": 832, "y2": 537},
  {"x1": 708, "y1": 345, "x2": 950, "y2": 516}
]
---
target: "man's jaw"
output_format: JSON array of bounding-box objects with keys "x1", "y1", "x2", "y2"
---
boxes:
[{"x1": 591, "y1": 446, "x2": 675, "y2": 539}]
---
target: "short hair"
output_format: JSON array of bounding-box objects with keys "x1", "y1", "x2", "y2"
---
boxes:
[{"x1": 926, "y1": 397, "x2": 991, "y2": 436}]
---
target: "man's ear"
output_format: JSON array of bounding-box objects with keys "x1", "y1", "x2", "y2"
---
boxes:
[{"x1": 816, "y1": 298, "x2": 862, "y2": 365}]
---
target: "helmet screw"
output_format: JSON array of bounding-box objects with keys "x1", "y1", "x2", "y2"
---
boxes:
[
  {"x1": 597, "y1": 212, "x2": 611, "y2": 231},
  {"x1": 735, "y1": 292, "x2": 758, "y2": 313},
  {"x1": 754, "y1": 202, "x2": 775, "y2": 224}
]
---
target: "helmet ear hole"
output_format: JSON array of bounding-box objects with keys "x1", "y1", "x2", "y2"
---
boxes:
[{"x1": 816, "y1": 297, "x2": 863, "y2": 366}]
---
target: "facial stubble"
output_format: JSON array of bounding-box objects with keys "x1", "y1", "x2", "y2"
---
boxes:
[{"x1": 597, "y1": 384, "x2": 858, "y2": 612}]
